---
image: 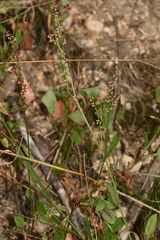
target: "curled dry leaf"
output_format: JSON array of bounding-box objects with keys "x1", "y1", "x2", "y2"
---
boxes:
[
  {"x1": 69, "y1": 97, "x2": 77, "y2": 112},
  {"x1": 53, "y1": 98, "x2": 76, "y2": 122},
  {"x1": 53, "y1": 100, "x2": 65, "y2": 121},
  {"x1": 119, "y1": 230, "x2": 140, "y2": 240},
  {"x1": 122, "y1": 154, "x2": 135, "y2": 169},
  {"x1": 130, "y1": 161, "x2": 142, "y2": 173},
  {"x1": 53, "y1": 96, "x2": 85, "y2": 122}
]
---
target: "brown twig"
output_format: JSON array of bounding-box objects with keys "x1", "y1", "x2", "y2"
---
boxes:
[
  {"x1": 1, "y1": 57, "x2": 160, "y2": 64},
  {"x1": 0, "y1": 149, "x2": 97, "y2": 183}
]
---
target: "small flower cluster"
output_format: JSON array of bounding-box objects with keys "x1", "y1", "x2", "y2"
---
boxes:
[
  {"x1": 89, "y1": 95, "x2": 113, "y2": 128},
  {"x1": 1, "y1": 32, "x2": 18, "y2": 72},
  {"x1": 5, "y1": 32, "x2": 35, "y2": 107},
  {"x1": 6, "y1": 31, "x2": 18, "y2": 61},
  {"x1": 48, "y1": 8, "x2": 66, "y2": 47},
  {"x1": 48, "y1": 7, "x2": 69, "y2": 82}
]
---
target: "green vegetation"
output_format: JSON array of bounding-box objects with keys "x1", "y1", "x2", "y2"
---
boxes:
[{"x1": 0, "y1": 0, "x2": 159, "y2": 239}]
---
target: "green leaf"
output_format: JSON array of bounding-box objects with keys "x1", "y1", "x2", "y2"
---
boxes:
[
  {"x1": 71, "y1": 126, "x2": 85, "y2": 144},
  {"x1": 145, "y1": 214, "x2": 157, "y2": 240},
  {"x1": 50, "y1": 215, "x2": 61, "y2": 225},
  {"x1": 157, "y1": 149, "x2": 160, "y2": 161},
  {"x1": 116, "y1": 110, "x2": 125, "y2": 121},
  {"x1": 42, "y1": 235, "x2": 48, "y2": 240},
  {"x1": 105, "y1": 132, "x2": 120, "y2": 158},
  {"x1": 22, "y1": 160, "x2": 51, "y2": 201},
  {"x1": 42, "y1": 90, "x2": 57, "y2": 115},
  {"x1": 105, "y1": 182, "x2": 119, "y2": 207},
  {"x1": 6, "y1": 120, "x2": 19, "y2": 132},
  {"x1": 14, "y1": 215, "x2": 26, "y2": 228},
  {"x1": 80, "y1": 86, "x2": 100, "y2": 99},
  {"x1": 0, "y1": 46, "x2": 3, "y2": 53},
  {"x1": 94, "y1": 198, "x2": 107, "y2": 212},
  {"x1": 25, "y1": 188, "x2": 34, "y2": 199},
  {"x1": 0, "y1": 66, "x2": 5, "y2": 73},
  {"x1": 15, "y1": 29, "x2": 22, "y2": 45},
  {"x1": 0, "y1": 24, "x2": 6, "y2": 33},
  {"x1": 155, "y1": 86, "x2": 160, "y2": 103},
  {"x1": 69, "y1": 110, "x2": 85, "y2": 125},
  {"x1": 53, "y1": 204, "x2": 66, "y2": 212},
  {"x1": 52, "y1": 163, "x2": 67, "y2": 175},
  {"x1": 61, "y1": 13, "x2": 68, "y2": 22},
  {"x1": 84, "y1": 217, "x2": 92, "y2": 240},
  {"x1": 39, "y1": 214, "x2": 49, "y2": 222},
  {"x1": 101, "y1": 210, "x2": 116, "y2": 225},
  {"x1": 0, "y1": 47, "x2": 4, "y2": 56},
  {"x1": 1, "y1": 137, "x2": 9, "y2": 148},
  {"x1": 37, "y1": 199, "x2": 47, "y2": 215},
  {"x1": 111, "y1": 218, "x2": 124, "y2": 232},
  {"x1": 61, "y1": 0, "x2": 68, "y2": 7},
  {"x1": 54, "y1": 230, "x2": 65, "y2": 240},
  {"x1": 103, "y1": 227, "x2": 119, "y2": 240},
  {"x1": 3, "y1": 41, "x2": 8, "y2": 52},
  {"x1": 105, "y1": 201, "x2": 116, "y2": 210},
  {"x1": 101, "y1": 101, "x2": 113, "y2": 129}
]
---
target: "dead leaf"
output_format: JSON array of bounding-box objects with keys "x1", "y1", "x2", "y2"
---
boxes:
[
  {"x1": 122, "y1": 154, "x2": 135, "y2": 169},
  {"x1": 17, "y1": 22, "x2": 32, "y2": 50},
  {"x1": 0, "y1": 102, "x2": 10, "y2": 116},
  {"x1": 130, "y1": 161, "x2": 142, "y2": 173},
  {"x1": 69, "y1": 98, "x2": 76, "y2": 112},
  {"x1": 65, "y1": 233, "x2": 75, "y2": 240},
  {"x1": 54, "y1": 100, "x2": 65, "y2": 121}
]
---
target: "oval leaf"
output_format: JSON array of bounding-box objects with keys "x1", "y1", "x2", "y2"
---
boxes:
[
  {"x1": 69, "y1": 110, "x2": 85, "y2": 125},
  {"x1": 105, "y1": 182, "x2": 119, "y2": 207},
  {"x1": 37, "y1": 199, "x2": 47, "y2": 215},
  {"x1": 42, "y1": 90, "x2": 57, "y2": 115},
  {"x1": 95, "y1": 198, "x2": 107, "y2": 212},
  {"x1": 102, "y1": 210, "x2": 116, "y2": 225},
  {"x1": 145, "y1": 214, "x2": 157, "y2": 240},
  {"x1": 55, "y1": 230, "x2": 65, "y2": 240},
  {"x1": 80, "y1": 86, "x2": 100, "y2": 99},
  {"x1": 105, "y1": 132, "x2": 120, "y2": 158},
  {"x1": 14, "y1": 215, "x2": 26, "y2": 228},
  {"x1": 61, "y1": 0, "x2": 68, "y2": 7},
  {"x1": 54, "y1": 100, "x2": 65, "y2": 121}
]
